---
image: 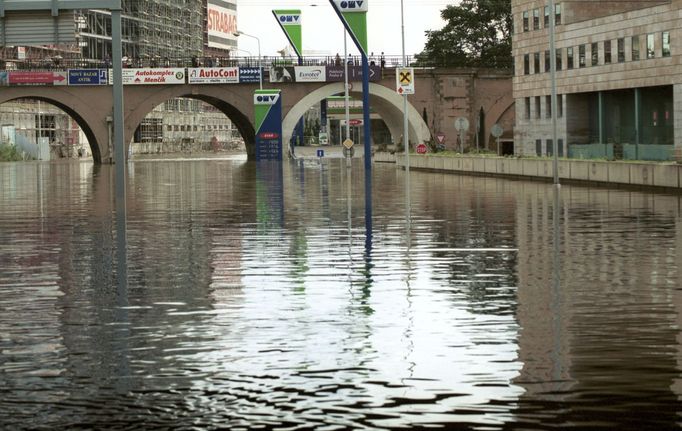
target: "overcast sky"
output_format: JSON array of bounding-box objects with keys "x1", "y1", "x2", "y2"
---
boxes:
[{"x1": 235, "y1": 0, "x2": 452, "y2": 59}]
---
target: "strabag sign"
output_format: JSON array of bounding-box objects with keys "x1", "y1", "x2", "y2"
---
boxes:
[
  {"x1": 110, "y1": 68, "x2": 186, "y2": 85},
  {"x1": 208, "y1": 0, "x2": 238, "y2": 50},
  {"x1": 188, "y1": 67, "x2": 239, "y2": 84}
]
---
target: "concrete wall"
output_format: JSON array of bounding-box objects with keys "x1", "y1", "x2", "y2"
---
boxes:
[{"x1": 389, "y1": 154, "x2": 682, "y2": 190}]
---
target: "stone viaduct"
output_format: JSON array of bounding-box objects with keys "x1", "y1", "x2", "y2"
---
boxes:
[{"x1": 0, "y1": 68, "x2": 513, "y2": 163}]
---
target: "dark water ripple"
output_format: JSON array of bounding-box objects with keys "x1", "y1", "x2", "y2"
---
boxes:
[{"x1": 1, "y1": 160, "x2": 681, "y2": 429}]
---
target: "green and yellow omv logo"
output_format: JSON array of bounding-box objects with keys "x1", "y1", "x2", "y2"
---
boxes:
[{"x1": 334, "y1": 0, "x2": 367, "y2": 12}]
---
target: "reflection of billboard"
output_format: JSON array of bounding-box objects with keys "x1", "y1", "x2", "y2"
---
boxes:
[{"x1": 207, "y1": 0, "x2": 238, "y2": 50}]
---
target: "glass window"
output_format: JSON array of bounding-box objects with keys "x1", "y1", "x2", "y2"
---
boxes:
[
  {"x1": 544, "y1": 6, "x2": 550, "y2": 28},
  {"x1": 557, "y1": 94, "x2": 563, "y2": 118},
  {"x1": 535, "y1": 96, "x2": 541, "y2": 119},
  {"x1": 546, "y1": 95, "x2": 552, "y2": 118},
  {"x1": 558, "y1": 138, "x2": 564, "y2": 157},
  {"x1": 579, "y1": 44, "x2": 586, "y2": 67},
  {"x1": 632, "y1": 35, "x2": 640, "y2": 60},
  {"x1": 536, "y1": 139, "x2": 542, "y2": 156},
  {"x1": 647, "y1": 33, "x2": 655, "y2": 58},
  {"x1": 567, "y1": 47, "x2": 574, "y2": 69},
  {"x1": 547, "y1": 139, "x2": 553, "y2": 156},
  {"x1": 533, "y1": 8, "x2": 540, "y2": 30},
  {"x1": 604, "y1": 40, "x2": 612, "y2": 64},
  {"x1": 617, "y1": 38, "x2": 625, "y2": 62},
  {"x1": 525, "y1": 97, "x2": 531, "y2": 119},
  {"x1": 534, "y1": 52, "x2": 540, "y2": 73},
  {"x1": 591, "y1": 42, "x2": 599, "y2": 66},
  {"x1": 523, "y1": 11, "x2": 529, "y2": 32},
  {"x1": 556, "y1": 49, "x2": 562, "y2": 71},
  {"x1": 663, "y1": 31, "x2": 671, "y2": 57},
  {"x1": 545, "y1": 50, "x2": 550, "y2": 72},
  {"x1": 555, "y1": 4, "x2": 562, "y2": 25},
  {"x1": 524, "y1": 54, "x2": 530, "y2": 74}
]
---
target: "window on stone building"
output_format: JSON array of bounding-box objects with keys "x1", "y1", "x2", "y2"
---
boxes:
[
  {"x1": 567, "y1": 47, "x2": 574, "y2": 69},
  {"x1": 662, "y1": 31, "x2": 671, "y2": 57},
  {"x1": 546, "y1": 95, "x2": 552, "y2": 118},
  {"x1": 591, "y1": 42, "x2": 599, "y2": 66},
  {"x1": 535, "y1": 96, "x2": 541, "y2": 119},
  {"x1": 523, "y1": 11, "x2": 529, "y2": 32},
  {"x1": 579, "y1": 45, "x2": 586, "y2": 67},
  {"x1": 547, "y1": 139, "x2": 553, "y2": 156},
  {"x1": 604, "y1": 40, "x2": 612, "y2": 64},
  {"x1": 647, "y1": 33, "x2": 655, "y2": 58},
  {"x1": 524, "y1": 54, "x2": 530, "y2": 74},
  {"x1": 558, "y1": 138, "x2": 564, "y2": 156},
  {"x1": 545, "y1": 50, "x2": 550, "y2": 72},
  {"x1": 533, "y1": 8, "x2": 540, "y2": 30},
  {"x1": 534, "y1": 52, "x2": 540, "y2": 73},
  {"x1": 536, "y1": 139, "x2": 542, "y2": 156},
  {"x1": 555, "y1": 4, "x2": 562, "y2": 25},
  {"x1": 556, "y1": 49, "x2": 562, "y2": 70},
  {"x1": 617, "y1": 38, "x2": 625, "y2": 62},
  {"x1": 558, "y1": 94, "x2": 563, "y2": 118},
  {"x1": 544, "y1": 6, "x2": 550, "y2": 28},
  {"x1": 632, "y1": 35, "x2": 640, "y2": 60},
  {"x1": 525, "y1": 97, "x2": 531, "y2": 119}
]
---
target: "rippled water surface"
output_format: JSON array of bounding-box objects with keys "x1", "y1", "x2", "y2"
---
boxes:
[{"x1": 1, "y1": 158, "x2": 681, "y2": 430}]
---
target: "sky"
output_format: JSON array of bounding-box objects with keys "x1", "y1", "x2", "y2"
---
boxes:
[{"x1": 235, "y1": 0, "x2": 454, "y2": 59}]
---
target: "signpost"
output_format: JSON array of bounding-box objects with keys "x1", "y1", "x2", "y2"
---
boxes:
[
  {"x1": 454, "y1": 116, "x2": 469, "y2": 153},
  {"x1": 416, "y1": 143, "x2": 427, "y2": 154},
  {"x1": 396, "y1": 67, "x2": 415, "y2": 95},
  {"x1": 436, "y1": 133, "x2": 446, "y2": 150},
  {"x1": 68, "y1": 69, "x2": 108, "y2": 85},
  {"x1": 491, "y1": 123, "x2": 504, "y2": 155},
  {"x1": 254, "y1": 89, "x2": 283, "y2": 161}
]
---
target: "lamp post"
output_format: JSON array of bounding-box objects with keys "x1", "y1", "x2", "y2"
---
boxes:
[
  {"x1": 234, "y1": 30, "x2": 262, "y2": 90},
  {"x1": 400, "y1": 0, "x2": 410, "y2": 174},
  {"x1": 548, "y1": 0, "x2": 559, "y2": 186}
]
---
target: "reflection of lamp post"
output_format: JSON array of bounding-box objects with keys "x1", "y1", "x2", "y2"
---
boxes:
[{"x1": 234, "y1": 30, "x2": 262, "y2": 90}]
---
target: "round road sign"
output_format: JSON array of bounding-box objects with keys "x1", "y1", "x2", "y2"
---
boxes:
[
  {"x1": 416, "y1": 143, "x2": 428, "y2": 154},
  {"x1": 454, "y1": 117, "x2": 470, "y2": 132},
  {"x1": 491, "y1": 124, "x2": 504, "y2": 138}
]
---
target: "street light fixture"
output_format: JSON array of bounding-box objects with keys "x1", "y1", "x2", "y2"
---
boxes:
[{"x1": 234, "y1": 30, "x2": 262, "y2": 90}]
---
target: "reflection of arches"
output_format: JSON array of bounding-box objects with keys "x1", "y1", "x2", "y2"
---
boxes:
[
  {"x1": 124, "y1": 86, "x2": 255, "y2": 159},
  {"x1": 282, "y1": 83, "x2": 431, "y2": 148},
  {"x1": 0, "y1": 95, "x2": 103, "y2": 162}
]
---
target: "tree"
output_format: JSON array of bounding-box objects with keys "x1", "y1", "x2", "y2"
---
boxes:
[{"x1": 415, "y1": 0, "x2": 512, "y2": 69}]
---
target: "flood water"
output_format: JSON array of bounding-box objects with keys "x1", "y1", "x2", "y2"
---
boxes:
[{"x1": 1, "y1": 157, "x2": 681, "y2": 430}]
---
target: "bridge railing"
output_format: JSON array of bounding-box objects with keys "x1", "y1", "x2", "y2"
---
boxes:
[{"x1": 0, "y1": 55, "x2": 418, "y2": 71}]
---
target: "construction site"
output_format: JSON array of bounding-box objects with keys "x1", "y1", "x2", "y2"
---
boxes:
[{"x1": 0, "y1": 0, "x2": 240, "y2": 160}]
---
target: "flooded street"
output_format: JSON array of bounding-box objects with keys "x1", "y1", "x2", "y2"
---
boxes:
[{"x1": 1, "y1": 157, "x2": 681, "y2": 429}]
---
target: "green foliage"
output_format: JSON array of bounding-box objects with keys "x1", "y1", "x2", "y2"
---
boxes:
[
  {"x1": 0, "y1": 145, "x2": 25, "y2": 162},
  {"x1": 415, "y1": 0, "x2": 512, "y2": 68}
]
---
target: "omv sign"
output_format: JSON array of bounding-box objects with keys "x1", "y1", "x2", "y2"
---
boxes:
[
  {"x1": 279, "y1": 15, "x2": 301, "y2": 24},
  {"x1": 254, "y1": 94, "x2": 280, "y2": 105},
  {"x1": 334, "y1": 0, "x2": 367, "y2": 12}
]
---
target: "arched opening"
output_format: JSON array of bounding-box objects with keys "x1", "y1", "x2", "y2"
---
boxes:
[
  {"x1": 129, "y1": 96, "x2": 251, "y2": 159},
  {"x1": 282, "y1": 83, "x2": 431, "y2": 154},
  {"x1": 124, "y1": 87, "x2": 256, "y2": 160},
  {"x1": 0, "y1": 97, "x2": 100, "y2": 162}
]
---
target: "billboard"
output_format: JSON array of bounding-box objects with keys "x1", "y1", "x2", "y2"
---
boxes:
[
  {"x1": 273, "y1": 10, "x2": 303, "y2": 59},
  {"x1": 110, "y1": 68, "x2": 186, "y2": 85},
  {"x1": 270, "y1": 66, "x2": 327, "y2": 83},
  {"x1": 207, "y1": 0, "x2": 238, "y2": 50},
  {"x1": 188, "y1": 67, "x2": 239, "y2": 84},
  {"x1": 254, "y1": 90, "x2": 283, "y2": 161},
  {"x1": 325, "y1": 65, "x2": 382, "y2": 82}
]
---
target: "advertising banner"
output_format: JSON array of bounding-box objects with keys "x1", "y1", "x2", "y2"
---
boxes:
[
  {"x1": 273, "y1": 9, "x2": 303, "y2": 59},
  {"x1": 207, "y1": 0, "x2": 238, "y2": 50},
  {"x1": 329, "y1": 0, "x2": 368, "y2": 56},
  {"x1": 239, "y1": 67, "x2": 262, "y2": 83},
  {"x1": 254, "y1": 89, "x2": 283, "y2": 161},
  {"x1": 188, "y1": 67, "x2": 239, "y2": 84},
  {"x1": 270, "y1": 66, "x2": 328, "y2": 83},
  {"x1": 325, "y1": 65, "x2": 381, "y2": 82},
  {"x1": 8, "y1": 71, "x2": 67, "y2": 85},
  {"x1": 110, "y1": 68, "x2": 186, "y2": 85},
  {"x1": 68, "y1": 69, "x2": 108, "y2": 85}
]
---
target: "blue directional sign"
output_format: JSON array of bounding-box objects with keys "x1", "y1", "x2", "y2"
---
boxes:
[
  {"x1": 317, "y1": 149, "x2": 324, "y2": 158},
  {"x1": 239, "y1": 67, "x2": 262, "y2": 84},
  {"x1": 68, "y1": 69, "x2": 108, "y2": 85}
]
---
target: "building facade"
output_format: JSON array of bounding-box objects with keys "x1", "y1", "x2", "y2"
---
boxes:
[{"x1": 512, "y1": 0, "x2": 682, "y2": 161}]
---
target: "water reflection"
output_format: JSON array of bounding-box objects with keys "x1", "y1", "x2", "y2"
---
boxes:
[{"x1": 0, "y1": 159, "x2": 681, "y2": 429}]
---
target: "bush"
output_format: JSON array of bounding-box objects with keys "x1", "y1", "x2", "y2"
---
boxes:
[{"x1": 0, "y1": 145, "x2": 26, "y2": 162}]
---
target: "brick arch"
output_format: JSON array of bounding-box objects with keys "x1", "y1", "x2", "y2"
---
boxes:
[
  {"x1": 0, "y1": 86, "x2": 113, "y2": 163},
  {"x1": 485, "y1": 100, "x2": 515, "y2": 146},
  {"x1": 123, "y1": 85, "x2": 257, "y2": 159}
]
